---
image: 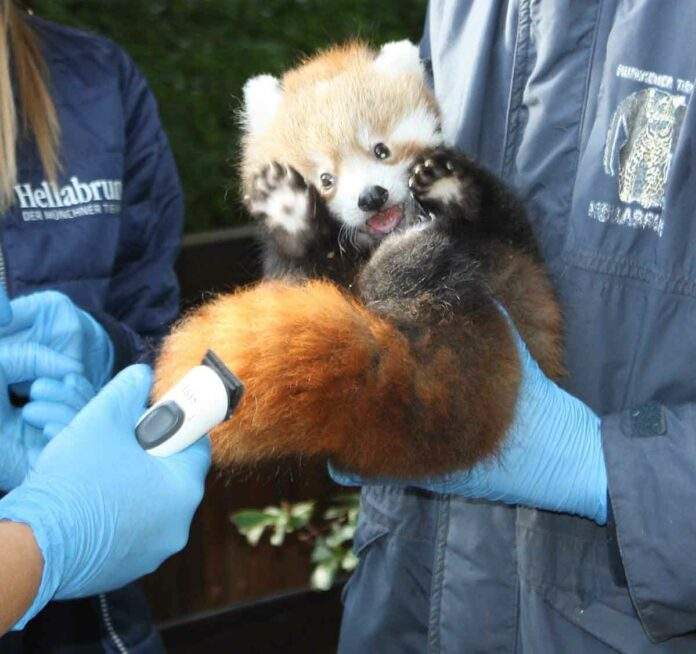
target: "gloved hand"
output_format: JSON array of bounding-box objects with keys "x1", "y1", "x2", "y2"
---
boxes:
[
  {"x1": 0, "y1": 344, "x2": 90, "y2": 492},
  {"x1": 0, "y1": 364, "x2": 211, "y2": 629},
  {"x1": 0, "y1": 291, "x2": 114, "y2": 390},
  {"x1": 23, "y1": 374, "x2": 96, "y2": 439},
  {"x1": 331, "y1": 323, "x2": 608, "y2": 525}
]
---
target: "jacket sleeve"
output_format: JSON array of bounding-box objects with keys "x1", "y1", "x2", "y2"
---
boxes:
[
  {"x1": 602, "y1": 402, "x2": 696, "y2": 642},
  {"x1": 96, "y1": 51, "x2": 184, "y2": 372}
]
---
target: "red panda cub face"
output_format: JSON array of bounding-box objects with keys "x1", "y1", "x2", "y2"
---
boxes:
[{"x1": 240, "y1": 41, "x2": 443, "y2": 250}]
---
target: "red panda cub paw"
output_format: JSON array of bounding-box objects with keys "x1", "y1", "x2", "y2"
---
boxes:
[
  {"x1": 245, "y1": 162, "x2": 314, "y2": 238},
  {"x1": 409, "y1": 148, "x2": 481, "y2": 218}
]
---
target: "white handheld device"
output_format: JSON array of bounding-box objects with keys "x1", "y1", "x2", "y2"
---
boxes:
[{"x1": 135, "y1": 350, "x2": 244, "y2": 457}]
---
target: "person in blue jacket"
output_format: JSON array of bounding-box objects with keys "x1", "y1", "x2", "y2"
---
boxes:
[
  {"x1": 332, "y1": 1, "x2": 696, "y2": 651},
  {"x1": 0, "y1": 2, "x2": 192, "y2": 651}
]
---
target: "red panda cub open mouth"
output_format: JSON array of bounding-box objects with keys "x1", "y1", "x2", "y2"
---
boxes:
[{"x1": 366, "y1": 204, "x2": 404, "y2": 235}]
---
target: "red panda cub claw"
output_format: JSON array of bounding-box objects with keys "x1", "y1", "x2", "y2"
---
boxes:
[
  {"x1": 408, "y1": 148, "x2": 484, "y2": 222},
  {"x1": 245, "y1": 162, "x2": 319, "y2": 261},
  {"x1": 246, "y1": 163, "x2": 314, "y2": 233},
  {"x1": 409, "y1": 150, "x2": 459, "y2": 198}
]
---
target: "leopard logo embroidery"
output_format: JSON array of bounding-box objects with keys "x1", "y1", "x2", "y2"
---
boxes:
[{"x1": 603, "y1": 87, "x2": 686, "y2": 211}]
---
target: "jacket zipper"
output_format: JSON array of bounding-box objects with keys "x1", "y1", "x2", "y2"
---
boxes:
[
  {"x1": 98, "y1": 593, "x2": 129, "y2": 654},
  {"x1": 0, "y1": 246, "x2": 6, "y2": 289},
  {"x1": 0, "y1": 209, "x2": 7, "y2": 290}
]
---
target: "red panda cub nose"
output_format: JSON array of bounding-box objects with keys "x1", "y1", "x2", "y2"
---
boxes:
[{"x1": 358, "y1": 185, "x2": 389, "y2": 211}]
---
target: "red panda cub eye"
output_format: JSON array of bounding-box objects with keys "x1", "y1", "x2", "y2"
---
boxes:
[
  {"x1": 373, "y1": 143, "x2": 390, "y2": 160},
  {"x1": 320, "y1": 172, "x2": 336, "y2": 190}
]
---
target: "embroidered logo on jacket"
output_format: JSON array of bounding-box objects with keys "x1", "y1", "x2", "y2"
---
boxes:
[
  {"x1": 13, "y1": 177, "x2": 122, "y2": 222},
  {"x1": 604, "y1": 87, "x2": 685, "y2": 210},
  {"x1": 588, "y1": 66, "x2": 690, "y2": 237}
]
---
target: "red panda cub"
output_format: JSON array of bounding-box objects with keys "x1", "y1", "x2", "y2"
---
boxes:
[{"x1": 154, "y1": 41, "x2": 564, "y2": 478}]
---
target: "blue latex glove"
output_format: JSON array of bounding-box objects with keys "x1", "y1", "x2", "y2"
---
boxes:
[
  {"x1": 0, "y1": 364, "x2": 211, "y2": 629},
  {"x1": 331, "y1": 326, "x2": 608, "y2": 525},
  {"x1": 0, "y1": 344, "x2": 89, "y2": 492},
  {"x1": 23, "y1": 374, "x2": 96, "y2": 439},
  {"x1": 0, "y1": 291, "x2": 114, "y2": 390}
]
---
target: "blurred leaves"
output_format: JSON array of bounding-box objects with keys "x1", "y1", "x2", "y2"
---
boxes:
[
  {"x1": 231, "y1": 493, "x2": 360, "y2": 591},
  {"x1": 232, "y1": 500, "x2": 315, "y2": 546},
  {"x1": 310, "y1": 493, "x2": 359, "y2": 590},
  {"x1": 31, "y1": 0, "x2": 427, "y2": 232}
]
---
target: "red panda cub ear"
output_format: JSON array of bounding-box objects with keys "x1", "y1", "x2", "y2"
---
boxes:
[
  {"x1": 241, "y1": 74, "x2": 283, "y2": 136},
  {"x1": 373, "y1": 40, "x2": 424, "y2": 78}
]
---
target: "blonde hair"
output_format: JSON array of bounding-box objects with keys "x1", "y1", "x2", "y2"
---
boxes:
[{"x1": 0, "y1": 1, "x2": 60, "y2": 209}]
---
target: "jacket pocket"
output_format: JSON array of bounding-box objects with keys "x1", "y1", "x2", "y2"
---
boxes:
[
  {"x1": 342, "y1": 486, "x2": 439, "y2": 604},
  {"x1": 352, "y1": 505, "x2": 392, "y2": 556},
  {"x1": 339, "y1": 488, "x2": 438, "y2": 654},
  {"x1": 515, "y1": 508, "x2": 691, "y2": 652},
  {"x1": 341, "y1": 489, "x2": 393, "y2": 606}
]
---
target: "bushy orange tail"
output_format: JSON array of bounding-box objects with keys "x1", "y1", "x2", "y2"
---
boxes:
[{"x1": 154, "y1": 279, "x2": 520, "y2": 477}]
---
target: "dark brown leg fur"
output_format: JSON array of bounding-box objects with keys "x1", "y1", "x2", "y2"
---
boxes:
[
  {"x1": 407, "y1": 147, "x2": 564, "y2": 379},
  {"x1": 486, "y1": 246, "x2": 564, "y2": 380}
]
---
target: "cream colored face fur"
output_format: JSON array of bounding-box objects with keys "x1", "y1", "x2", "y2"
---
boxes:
[{"x1": 241, "y1": 41, "x2": 443, "y2": 235}]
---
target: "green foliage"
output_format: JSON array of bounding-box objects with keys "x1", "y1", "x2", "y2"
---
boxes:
[
  {"x1": 310, "y1": 494, "x2": 359, "y2": 590},
  {"x1": 31, "y1": 0, "x2": 428, "y2": 233},
  {"x1": 231, "y1": 493, "x2": 360, "y2": 591},
  {"x1": 232, "y1": 500, "x2": 315, "y2": 546}
]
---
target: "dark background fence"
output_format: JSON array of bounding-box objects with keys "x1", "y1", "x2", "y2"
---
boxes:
[{"x1": 160, "y1": 585, "x2": 345, "y2": 653}]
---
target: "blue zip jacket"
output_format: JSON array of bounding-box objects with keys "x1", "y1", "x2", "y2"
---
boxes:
[
  {"x1": 339, "y1": 2, "x2": 696, "y2": 652},
  {"x1": 0, "y1": 15, "x2": 182, "y2": 653},
  {"x1": 4, "y1": 15, "x2": 182, "y2": 374}
]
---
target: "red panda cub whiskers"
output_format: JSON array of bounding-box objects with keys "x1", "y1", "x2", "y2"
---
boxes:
[{"x1": 153, "y1": 41, "x2": 564, "y2": 478}]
